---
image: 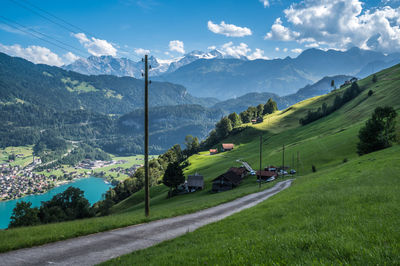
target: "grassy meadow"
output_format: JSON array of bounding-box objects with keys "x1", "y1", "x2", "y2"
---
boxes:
[
  {"x1": 0, "y1": 64, "x2": 399, "y2": 255},
  {"x1": 104, "y1": 145, "x2": 400, "y2": 265}
]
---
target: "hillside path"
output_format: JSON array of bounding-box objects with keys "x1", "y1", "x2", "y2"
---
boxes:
[{"x1": 0, "y1": 179, "x2": 293, "y2": 266}]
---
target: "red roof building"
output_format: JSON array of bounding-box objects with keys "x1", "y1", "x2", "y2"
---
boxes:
[
  {"x1": 209, "y1": 149, "x2": 218, "y2": 155},
  {"x1": 222, "y1": 143, "x2": 234, "y2": 151},
  {"x1": 256, "y1": 170, "x2": 278, "y2": 180}
]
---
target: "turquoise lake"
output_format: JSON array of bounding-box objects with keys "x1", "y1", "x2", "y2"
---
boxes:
[{"x1": 0, "y1": 177, "x2": 112, "y2": 229}]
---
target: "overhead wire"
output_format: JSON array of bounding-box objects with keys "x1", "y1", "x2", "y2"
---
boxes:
[
  {"x1": 8, "y1": 0, "x2": 135, "y2": 57},
  {"x1": 0, "y1": 16, "x2": 88, "y2": 58},
  {"x1": 0, "y1": 15, "x2": 88, "y2": 57}
]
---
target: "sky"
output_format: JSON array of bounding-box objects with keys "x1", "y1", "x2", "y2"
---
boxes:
[{"x1": 1, "y1": 0, "x2": 400, "y2": 66}]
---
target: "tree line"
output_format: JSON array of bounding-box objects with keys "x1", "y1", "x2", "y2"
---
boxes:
[{"x1": 299, "y1": 82, "x2": 363, "y2": 126}]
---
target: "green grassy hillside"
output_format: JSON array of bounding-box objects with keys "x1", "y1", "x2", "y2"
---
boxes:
[
  {"x1": 105, "y1": 145, "x2": 400, "y2": 265},
  {"x1": 0, "y1": 64, "x2": 399, "y2": 253}
]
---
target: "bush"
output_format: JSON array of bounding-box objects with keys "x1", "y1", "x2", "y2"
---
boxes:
[
  {"x1": 312, "y1": 165, "x2": 317, "y2": 172},
  {"x1": 343, "y1": 158, "x2": 348, "y2": 163},
  {"x1": 368, "y1": 90, "x2": 374, "y2": 97}
]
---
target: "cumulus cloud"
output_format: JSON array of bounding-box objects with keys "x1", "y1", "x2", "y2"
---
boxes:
[
  {"x1": 265, "y1": 0, "x2": 400, "y2": 53},
  {"x1": 220, "y1": 42, "x2": 251, "y2": 58},
  {"x1": 291, "y1": 48, "x2": 303, "y2": 53},
  {"x1": 248, "y1": 48, "x2": 269, "y2": 60},
  {"x1": 216, "y1": 42, "x2": 269, "y2": 60},
  {"x1": 63, "y1": 52, "x2": 80, "y2": 64},
  {"x1": 265, "y1": 18, "x2": 300, "y2": 41},
  {"x1": 283, "y1": 48, "x2": 288, "y2": 52},
  {"x1": 208, "y1": 21, "x2": 252, "y2": 37},
  {"x1": 73, "y1": 33, "x2": 117, "y2": 56},
  {"x1": 207, "y1": 45, "x2": 217, "y2": 50},
  {"x1": 260, "y1": 0, "x2": 270, "y2": 8},
  {"x1": 275, "y1": 47, "x2": 280, "y2": 51},
  {"x1": 0, "y1": 43, "x2": 64, "y2": 66},
  {"x1": 169, "y1": 40, "x2": 185, "y2": 54},
  {"x1": 134, "y1": 48, "x2": 150, "y2": 55}
]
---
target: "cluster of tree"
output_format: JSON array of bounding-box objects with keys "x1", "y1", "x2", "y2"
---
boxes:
[
  {"x1": 183, "y1": 135, "x2": 200, "y2": 157},
  {"x1": 95, "y1": 144, "x2": 184, "y2": 213},
  {"x1": 357, "y1": 106, "x2": 398, "y2": 155},
  {"x1": 9, "y1": 187, "x2": 94, "y2": 228},
  {"x1": 202, "y1": 98, "x2": 278, "y2": 149},
  {"x1": 299, "y1": 82, "x2": 362, "y2": 126}
]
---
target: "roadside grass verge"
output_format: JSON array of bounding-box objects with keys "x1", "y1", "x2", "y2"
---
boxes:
[
  {"x1": 103, "y1": 145, "x2": 400, "y2": 265},
  {"x1": 0, "y1": 175, "x2": 282, "y2": 253}
]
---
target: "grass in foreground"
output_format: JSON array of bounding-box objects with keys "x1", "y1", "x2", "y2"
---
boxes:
[
  {"x1": 103, "y1": 145, "x2": 400, "y2": 265},
  {"x1": 0, "y1": 176, "x2": 282, "y2": 252}
]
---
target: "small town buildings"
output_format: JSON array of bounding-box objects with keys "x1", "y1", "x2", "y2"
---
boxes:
[
  {"x1": 187, "y1": 173, "x2": 204, "y2": 191},
  {"x1": 222, "y1": 143, "x2": 234, "y2": 151},
  {"x1": 209, "y1": 149, "x2": 218, "y2": 155},
  {"x1": 212, "y1": 167, "x2": 246, "y2": 192}
]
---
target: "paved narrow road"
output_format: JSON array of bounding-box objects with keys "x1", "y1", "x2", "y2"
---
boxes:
[{"x1": 0, "y1": 179, "x2": 293, "y2": 266}]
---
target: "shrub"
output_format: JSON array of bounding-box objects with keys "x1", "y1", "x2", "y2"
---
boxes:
[{"x1": 312, "y1": 165, "x2": 317, "y2": 172}]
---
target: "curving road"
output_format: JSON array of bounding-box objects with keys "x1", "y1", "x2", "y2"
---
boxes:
[{"x1": 0, "y1": 179, "x2": 293, "y2": 266}]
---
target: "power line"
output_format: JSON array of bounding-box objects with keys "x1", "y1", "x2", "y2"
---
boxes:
[
  {"x1": 9, "y1": 0, "x2": 134, "y2": 57},
  {"x1": 0, "y1": 15, "x2": 87, "y2": 57},
  {"x1": 19, "y1": 0, "x2": 97, "y2": 37},
  {"x1": 7, "y1": 0, "x2": 79, "y2": 34},
  {"x1": 0, "y1": 17, "x2": 87, "y2": 58}
]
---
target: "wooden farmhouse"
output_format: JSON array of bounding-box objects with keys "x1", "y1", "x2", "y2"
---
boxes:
[
  {"x1": 212, "y1": 167, "x2": 247, "y2": 192},
  {"x1": 187, "y1": 173, "x2": 204, "y2": 191},
  {"x1": 209, "y1": 149, "x2": 218, "y2": 155},
  {"x1": 222, "y1": 143, "x2": 234, "y2": 151},
  {"x1": 256, "y1": 170, "x2": 278, "y2": 181}
]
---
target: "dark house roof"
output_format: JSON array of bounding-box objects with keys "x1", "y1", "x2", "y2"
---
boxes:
[
  {"x1": 187, "y1": 174, "x2": 204, "y2": 188},
  {"x1": 256, "y1": 170, "x2": 278, "y2": 178},
  {"x1": 228, "y1": 167, "x2": 247, "y2": 176},
  {"x1": 212, "y1": 171, "x2": 243, "y2": 186}
]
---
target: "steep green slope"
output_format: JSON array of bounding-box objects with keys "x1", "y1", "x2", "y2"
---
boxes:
[
  {"x1": 106, "y1": 145, "x2": 400, "y2": 265},
  {"x1": 0, "y1": 64, "x2": 398, "y2": 253}
]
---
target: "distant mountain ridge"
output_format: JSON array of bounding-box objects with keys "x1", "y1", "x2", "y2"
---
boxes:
[{"x1": 156, "y1": 47, "x2": 397, "y2": 99}]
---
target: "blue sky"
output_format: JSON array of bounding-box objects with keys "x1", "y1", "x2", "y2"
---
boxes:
[{"x1": 1, "y1": 0, "x2": 399, "y2": 66}]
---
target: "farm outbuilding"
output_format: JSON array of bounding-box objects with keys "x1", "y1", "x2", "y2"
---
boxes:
[
  {"x1": 222, "y1": 143, "x2": 234, "y2": 151},
  {"x1": 187, "y1": 173, "x2": 204, "y2": 191},
  {"x1": 212, "y1": 167, "x2": 246, "y2": 193}
]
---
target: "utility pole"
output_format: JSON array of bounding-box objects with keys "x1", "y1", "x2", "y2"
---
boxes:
[
  {"x1": 259, "y1": 134, "x2": 262, "y2": 188},
  {"x1": 144, "y1": 55, "x2": 150, "y2": 217},
  {"x1": 297, "y1": 151, "x2": 300, "y2": 176},
  {"x1": 282, "y1": 144, "x2": 285, "y2": 174},
  {"x1": 292, "y1": 153, "x2": 294, "y2": 173}
]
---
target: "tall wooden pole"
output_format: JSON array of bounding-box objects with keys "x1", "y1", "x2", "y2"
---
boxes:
[
  {"x1": 297, "y1": 151, "x2": 300, "y2": 176},
  {"x1": 282, "y1": 144, "x2": 285, "y2": 174},
  {"x1": 259, "y1": 134, "x2": 262, "y2": 188},
  {"x1": 144, "y1": 55, "x2": 150, "y2": 217}
]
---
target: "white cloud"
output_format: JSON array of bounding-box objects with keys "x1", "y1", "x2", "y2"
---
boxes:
[
  {"x1": 265, "y1": 18, "x2": 300, "y2": 41},
  {"x1": 283, "y1": 48, "x2": 288, "y2": 52},
  {"x1": 275, "y1": 47, "x2": 280, "y2": 51},
  {"x1": 63, "y1": 52, "x2": 80, "y2": 64},
  {"x1": 0, "y1": 43, "x2": 64, "y2": 66},
  {"x1": 217, "y1": 42, "x2": 269, "y2": 60},
  {"x1": 73, "y1": 33, "x2": 117, "y2": 56},
  {"x1": 260, "y1": 0, "x2": 270, "y2": 8},
  {"x1": 207, "y1": 45, "x2": 217, "y2": 50},
  {"x1": 265, "y1": 0, "x2": 400, "y2": 53},
  {"x1": 248, "y1": 48, "x2": 269, "y2": 60},
  {"x1": 169, "y1": 40, "x2": 185, "y2": 54},
  {"x1": 291, "y1": 48, "x2": 303, "y2": 53},
  {"x1": 220, "y1": 42, "x2": 251, "y2": 58},
  {"x1": 134, "y1": 48, "x2": 150, "y2": 56},
  {"x1": 208, "y1": 21, "x2": 252, "y2": 37}
]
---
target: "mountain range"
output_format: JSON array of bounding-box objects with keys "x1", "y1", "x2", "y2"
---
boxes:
[{"x1": 64, "y1": 47, "x2": 400, "y2": 100}]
